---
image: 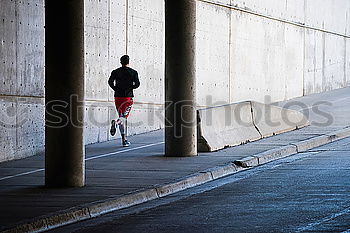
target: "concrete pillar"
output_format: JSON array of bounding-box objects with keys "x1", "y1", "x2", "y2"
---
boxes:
[
  {"x1": 165, "y1": 0, "x2": 197, "y2": 157},
  {"x1": 45, "y1": 0, "x2": 85, "y2": 187}
]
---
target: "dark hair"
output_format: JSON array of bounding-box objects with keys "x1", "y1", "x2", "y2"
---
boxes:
[{"x1": 120, "y1": 55, "x2": 129, "y2": 66}]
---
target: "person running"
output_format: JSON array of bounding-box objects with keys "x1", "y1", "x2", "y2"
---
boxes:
[{"x1": 108, "y1": 55, "x2": 140, "y2": 147}]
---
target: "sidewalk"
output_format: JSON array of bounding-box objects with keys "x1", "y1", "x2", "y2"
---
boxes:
[{"x1": 1, "y1": 87, "x2": 350, "y2": 232}]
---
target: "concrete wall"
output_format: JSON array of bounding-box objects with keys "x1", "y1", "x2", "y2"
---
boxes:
[
  {"x1": 0, "y1": 0, "x2": 349, "y2": 162},
  {"x1": 0, "y1": 0, "x2": 45, "y2": 161},
  {"x1": 197, "y1": 0, "x2": 350, "y2": 104},
  {"x1": 84, "y1": 0, "x2": 165, "y2": 145}
]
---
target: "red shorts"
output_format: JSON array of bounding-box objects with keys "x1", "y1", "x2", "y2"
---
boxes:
[{"x1": 114, "y1": 97, "x2": 133, "y2": 118}]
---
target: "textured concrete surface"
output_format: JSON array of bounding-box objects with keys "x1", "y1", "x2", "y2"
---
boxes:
[
  {"x1": 198, "y1": 101, "x2": 309, "y2": 152},
  {"x1": 1, "y1": 0, "x2": 350, "y2": 162},
  {"x1": 0, "y1": 0, "x2": 45, "y2": 162},
  {"x1": 251, "y1": 101, "x2": 309, "y2": 137},
  {"x1": 165, "y1": 0, "x2": 197, "y2": 157},
  {"x1": 230, "y1": 10, "x2": 305, "y2": 102},
  {"x1": 0, "y1": 96, "x2": 44, "y2": 162},
  {"x1": 197, "y1": 101, "x2": 261, "y2": 152},
  {"x1": 0, "y1": 88, "x2": 350, "y2": 231},
  {"x1": 196, "y1": 1, "x2": 230, "y2": 106},
  {"x1": 45, "y1": 0, "x2": 85, "y2": 187}
]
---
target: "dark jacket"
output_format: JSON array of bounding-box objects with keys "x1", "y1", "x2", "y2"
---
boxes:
[{"x1": 108, "y1": 66, "x2": 140, "y2": 97}]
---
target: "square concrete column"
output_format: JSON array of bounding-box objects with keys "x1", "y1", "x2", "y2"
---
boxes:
[
  {"x1": 45, "y1": 0, "x2": 85, "y2": 187},
  {"x1": 165, "y1": 0, "x2": 197, "y2": 157}
]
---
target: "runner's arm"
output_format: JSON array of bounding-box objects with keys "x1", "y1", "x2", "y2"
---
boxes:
[
  {"x1": 133, "y1": 71, "x2": 140, "y2": 89},
  {"x1": 108, "y1": 71, "x2": 116, "y2": 90}
]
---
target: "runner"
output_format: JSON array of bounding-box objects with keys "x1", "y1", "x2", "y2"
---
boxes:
[{"x1": 108, "y1": 55, "x2": 140, "y2": 147}]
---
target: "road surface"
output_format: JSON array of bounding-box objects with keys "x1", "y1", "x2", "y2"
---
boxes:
[{"x1": 51, "y1": 137, "x2": 350, "y2": 233}]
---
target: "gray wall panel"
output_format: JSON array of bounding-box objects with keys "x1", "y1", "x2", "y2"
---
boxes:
[
  {"x1": 16, "y1": 0, "x2": 44, "y2": 97},
  {"x1": 0, "y1": 0, "x2": 17, "y2": 95}
]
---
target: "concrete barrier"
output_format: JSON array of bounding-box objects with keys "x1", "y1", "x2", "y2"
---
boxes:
[
  {"x1": 197, "y1": 101, "x2": 261, "y2": 152},
  {"x1": 197, "y1": 101, "x2": 309, "y2": 152},
  {"x1": 251, "y1": 101, "x2": 309, "y2": 138}
]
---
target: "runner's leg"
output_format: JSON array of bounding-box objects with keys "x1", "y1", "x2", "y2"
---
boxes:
[
  {"x1": 125, "y1": 118, "x2": 127, "y2": 139},
  {"x1": 117, "y1": 117, "x2": 126, "y2": 139},
  {"x1": 115, "y1": 97, "x2": 133, "y2": 146},
  {"x1": 123, "y1": 100, "x2": 132, "y2": 143}
]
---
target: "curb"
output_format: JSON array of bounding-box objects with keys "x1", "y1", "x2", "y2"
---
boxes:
[
  {"x1": 234, "y1": 127, "x2": 350, "y2": 168},
  {"x1": 3, "y1": 127, "x2": 350, "y2": 233}
]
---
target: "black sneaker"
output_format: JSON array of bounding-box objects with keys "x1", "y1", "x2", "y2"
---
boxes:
[
  {"x1": 122, "y1": 140, "x2": 130, "y2": 147},
  {"x1": 110, "y1": 120, "x2": 116, "y2": 136}
]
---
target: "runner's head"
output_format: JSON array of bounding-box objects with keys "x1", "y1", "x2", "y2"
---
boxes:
[{"x1": 120, "y1": 55, "x2": 129, "y2": 66}]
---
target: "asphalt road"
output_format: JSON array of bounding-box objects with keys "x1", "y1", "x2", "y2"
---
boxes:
[{"x1": 51, "y1": 137, "x2": 350, "y2": 233}]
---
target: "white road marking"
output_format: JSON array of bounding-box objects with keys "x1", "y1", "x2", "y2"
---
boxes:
[
  {"x1": 85, "y1": 142, "x2": 164, "y2": 161},
  {"x1": 296, "y1": 207, "x2": 350, "y2": 232},
  {"x1": 0, "y1": 142, "x2": 164, "y2": 181},
  {"x1": 0, "y1": 169, "x2": 45, "y2": 181}
]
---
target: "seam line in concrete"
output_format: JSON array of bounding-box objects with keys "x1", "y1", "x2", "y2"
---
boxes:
[
  {"x1": 155, "y1": 188, "x2": 161, "y2": 198},
  {"x1": 210, "y1": 171, "x2": 215, "y2": 180},
  {"x1": 291, "y1": 143, "x2": 300, "y2": 153},
  {"x1": 3, "y1": 127, "x2": 350, "y2": 233},
  {"x1": 0, "y1": 94, "x2": 44, "y2": 99},
  {"x1": 250, "y1": 101, "x2": 263, "y2": 138},
  {"x1": 198, "y1": 0, "x2": 350, "y2": 39},
  {"x1": 125, "y1": 0, "x2": 129, "y2": 54}
]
